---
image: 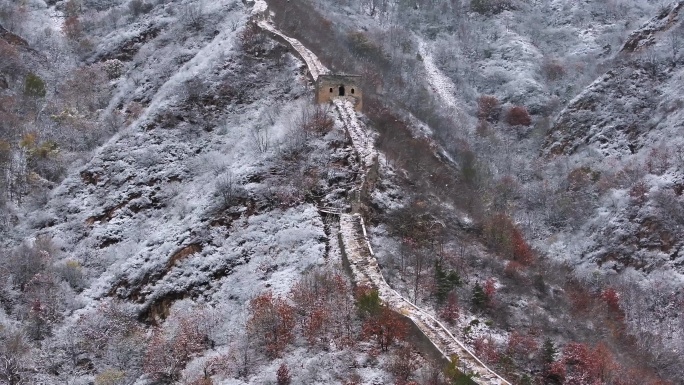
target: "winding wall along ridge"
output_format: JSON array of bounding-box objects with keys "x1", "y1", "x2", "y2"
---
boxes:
[
  {"x1": 251, "y1": 3, "x2": 510, "y2": 383},
  {"x1": 256, "y1": 19, "x2": 329, "y2": 81}
]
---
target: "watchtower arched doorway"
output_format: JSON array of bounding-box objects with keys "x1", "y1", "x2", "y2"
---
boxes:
[{"x1": 338, "y1": 85, "x2": 345, "y2": 96}]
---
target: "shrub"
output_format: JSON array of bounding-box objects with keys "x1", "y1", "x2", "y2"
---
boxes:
[
  {"x1": 471, "y1": 0, "x2": 510, "y2": 15},
  {"x1": 541, "y1": 58, "x2": 566, "y2": 81},
  {"x1": 94, "y1": 369, "x2": 126, "y2": 385},
  {"x1": 0, "y1": 140, "x2": 11, "y2": 166},
  {"x1": 629, "y1": 181, "x2": 649, "y2": 205},
  {"x1": 5, "y1": 237, "x2": 54, "y2": 291},
  {"x1": 128, "y1": 0, "x2": 153, "y2": 17},
  {"x1": 276, "y1": 363, "x2": 291, "y2": 385},
  {"x1": 646, "y1": 147, "x2": 671, "y2": 175},
  {"x1": 388, "y1": 346, "x2": 419, "y2": 382},
  {"x1": 300, "y1": 105, "x2": 334, "y2": 134},
  {"x1": 0, "y1": 39, "x2": 19, "y2": 75},
  {"x1": 250, "y1": 124, "x2": 270, "y2": 153},
  {"x1": 505, "y1": 105, "x2": 531, "y2": 126},
  {"x1": 290, "y1": 269, "x2": 355, "y2": 348},
  {"x1": 214, "y1": 173, "x2": 247, "y2": 210},
  {"x1": 355, "y1": 286, "x2": 381, "y2": 318},
  {"x1": 600, "y1": 288, "x2": 621, "y2": 314},
  {"x1": 439, "y1": 292, "x2": 460, "y2": 323},
  {"x1": 64, "y1": 0, "x2": 81, "y2": 17},
  {"x1": 511, "y1": 227, "x2": 534, "y2": 265},
  {"x1": 562, "y1": 342, "x2": 619, "y2": 384},
  {"x1": 503, "y1": 260, "x2": 524, "y2": 279},
  {"x1": 184, "y1": 77, "x2": 207, "y2": 103},
  {"x1": 483, "y1": 278, "x2": 496, "y2": 302},
  {"x1": 57, "y1": 260, "x2": 85, "y2": 291},
  {"x1": 482, "y1": 212, "x2": 516, "y2": 256},
  {"x1": 506, "y1": 332, "x2": 538, "y2": 362},
  {"x1": 181, "y1": 3, "x2": 204, "y2": 31},
  {"x1": 477, "y1": 95, "x2": 500, "y2": 122},
  {"x1": 63, "y1": 16, "x2": 82, "y2": 41},
  {"x1": 348, "y1": 31, "x2": 375, "y2": 57},
  {"x1": 475, "y1": 119, "x2": 491, "y2": 137},
  {"x1": 24, "y1": 73, "x2": 46, "y2": 98},
  {"x1": 102, "y1": 59, "x2": 125, "y2": 79},
  {"x1": 240, "y1": 21, "x2": 264, "y2": 53},
  {"x1": 144, "y1": 316, "x2": 208, "y2": 381},
  {"x1": 473, "y1": 337, "x2": 500, "y2": 364}
]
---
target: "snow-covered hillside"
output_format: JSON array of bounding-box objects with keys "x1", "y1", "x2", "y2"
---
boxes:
[
  {"x1": 0, "y1": 0, "x2": 389, "y2": 383},
  {"x1": 3, "y1": 0, "x2": 684, "y2": 384}
]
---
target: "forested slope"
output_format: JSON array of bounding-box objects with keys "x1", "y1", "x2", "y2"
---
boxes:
[{"x1": 1, "y1": 0, "x2": 684, "y2": 384}]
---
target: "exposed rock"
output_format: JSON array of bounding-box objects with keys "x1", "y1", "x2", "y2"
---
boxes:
[
  {"x1": 544, "y1": 2, "x2": 684, "y2": 158},
  {"x1": 91, "y1": 25, "x2": 162, "y2": 63},
  {"x1": 621, "y1": 1, "x2": 684, "y2": 53},
  {"x1": 166, "y1": 243, "x2": 203, "y2": 269}
]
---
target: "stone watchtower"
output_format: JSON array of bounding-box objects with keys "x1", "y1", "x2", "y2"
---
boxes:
[{"x1": 315, "y1": 74, "x2": 362, "y2": 111}]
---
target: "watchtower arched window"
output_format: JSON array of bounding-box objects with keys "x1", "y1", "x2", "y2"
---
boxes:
[
  {"x1": 329, "y1": 87, "x2": 333, "y2": 93},
  {"x1": 351, "y1": 88, "x2": 355, "y2": 94},
  {"x1": 339, "y1": 85, "x2": 345, "y2": 96}
]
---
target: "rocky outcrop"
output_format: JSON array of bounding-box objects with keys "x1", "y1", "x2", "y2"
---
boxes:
[
  {"x1": 544, "y1": 2, "x2": 684, "y2": 158},
  {"x1": 621, "y1": 1, "x2": 684, "y2": 53}
]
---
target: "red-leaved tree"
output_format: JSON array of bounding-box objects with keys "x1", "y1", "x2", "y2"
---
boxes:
[
  {"x1": 290, "y1": 269, "x2": 354, "y2": 347},
  {"x1": 505, "y1": 106, "x2": 531, "y2": 126},
  {"x1": 601, "y1": 288, "x2": 622, "y2": 315},
  {"x1": 473, "y1": 337, "x2": 500, "y2": 364},
  {"x1": 477, "y1": 95, "x2": 501, "y2": 122},
  {"x1": 63, "y1": 16, "x2": 82, "y2": 41},
  {"x1": 439, "y1": 292, "x2": 460, "y2": 324},
  {"x1": 362, "y1": 307, "x2": 408, "y2": 351},
  {"x1": 562, "y1": 342, "x2": 619, "y2": 385},
  {"x1": 247, "y1": 291, "x2": 296, "y2": 357},
  {"x1": 143, "y1": 315, "x2": 208, "y2": 382},
  {"x1": 483, "y1": 278, "x2": 497, "y2": 304},
  {"x1": 511, "y1": 227, "x2": 535, "y2": 265},
  {"x1": 276, "y1": 363, "x2": 292, "y2": 385},
  {"x1": 506, "y1": 331, "x2": 538, "y2": 362}
]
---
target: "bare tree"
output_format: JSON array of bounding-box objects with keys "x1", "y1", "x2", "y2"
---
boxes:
[
  {"x1": 181, "y1": 2, "x2": 204, "y2": 31},
  {"x1": 215, "y1": 172, "x2": 246, "y2": 210},
  {"x1": 232, "y1": 332, "x2": 255, "y2": 379},
  {"x1": 669, "y1": 30, "x2": 680, "y2": 67},
  {"x1": 0, "y1": 326, "x2": 33, "y2": 385},
  {"x1": 250, "y1": 124, "x2": 270, "y2": 154}
]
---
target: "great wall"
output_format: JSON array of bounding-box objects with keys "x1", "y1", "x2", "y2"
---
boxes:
[{"x1": 250, "y1": 2, "x2": 511, "y2": 384}]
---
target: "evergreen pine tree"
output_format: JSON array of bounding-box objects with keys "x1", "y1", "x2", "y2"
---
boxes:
[
  {"x1": 24, "y1": 73, "x2": 46, "y2": 98},
  {"x1": 541, "y1": 338, "x2": 557, "y2": 364},
  {"x1": 435, "y1": 261, "x2": 461, "y2": 304},
  {"x1": 472, "y1": 282, "x2": 488, "y2": 308}
]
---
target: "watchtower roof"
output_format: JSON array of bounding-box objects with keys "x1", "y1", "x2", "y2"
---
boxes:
[{"x1": 317, "y1": 74, "x2": 362, "y2": 82}]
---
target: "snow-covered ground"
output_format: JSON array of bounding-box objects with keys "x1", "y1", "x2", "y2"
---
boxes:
[
  {"x1": 417, "y1": 37, "x2": 465, "y2": 115},
  {"x1": 4, "y1": 0, "x2": 683, "y2": 382},
  {"x1": 1, "y1": 1, "x2": 364, "y2": 382}
]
